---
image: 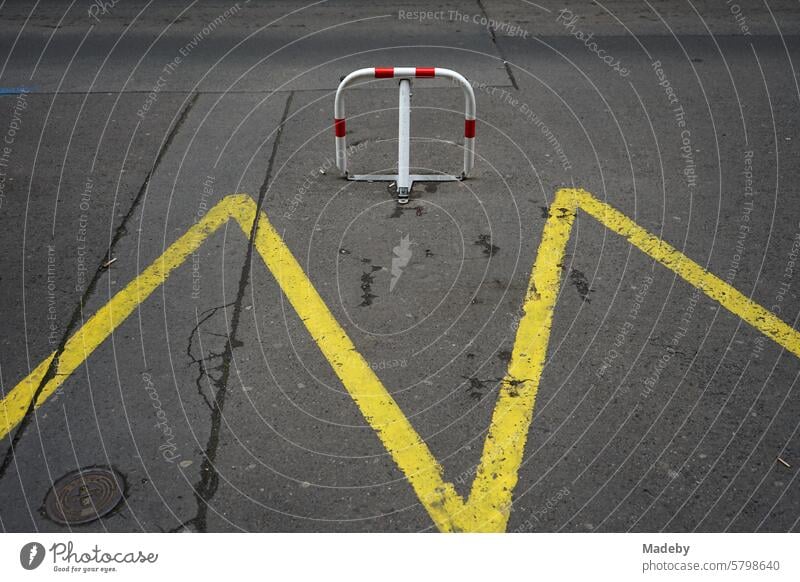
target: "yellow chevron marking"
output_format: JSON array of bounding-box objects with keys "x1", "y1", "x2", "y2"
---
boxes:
[{"x1": 2, "y1": 189, "x2": 797, "y2": 532}]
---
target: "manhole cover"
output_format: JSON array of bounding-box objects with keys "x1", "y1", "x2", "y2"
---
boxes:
[{"x1": 43, "y1": 466, "x2": 124, "y2": 525}]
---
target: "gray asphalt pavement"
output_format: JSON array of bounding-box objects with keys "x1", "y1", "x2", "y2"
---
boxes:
[{"x1": 0, "y1": 0, "x2": 799, "y2": 532}]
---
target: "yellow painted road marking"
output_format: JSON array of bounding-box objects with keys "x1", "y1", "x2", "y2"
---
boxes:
[
  {"x1": 574, "y1": 189, "x2": 800, "y2": 359},
  {"x1": 241, "y1": 193, "x2": 574, "y2": 532},
  {"x1": 1, "y1": 188, "x2": 799, "y2": 533},
  {"x1": 0, "y1": 197, "x2": 240, "y2": 440}
]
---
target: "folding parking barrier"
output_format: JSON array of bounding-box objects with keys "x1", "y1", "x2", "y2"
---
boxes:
[{"x1": 334, "y1": 67, "x2": 476, "y2": 204}]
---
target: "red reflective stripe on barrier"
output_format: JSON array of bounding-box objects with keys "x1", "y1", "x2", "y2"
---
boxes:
[
  {"x1": 334, "y1": 118, "x2": 346, "y2": 137},
  {"x1": 375, "y1": 68, "x2": 394, "y2": 78},
  {"x1": 415, "y1": 67, "x2": 435, "y2": 77},
  {"x1": 464, "y1": 119, "x2": 476, "y2": 138}
]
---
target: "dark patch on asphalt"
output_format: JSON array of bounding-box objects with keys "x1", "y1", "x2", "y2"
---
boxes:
[
  {"x1": 527, "y1": 281, "x2": 540, "y2": 302},
  {"x1": 540, "y1": 206, "x2": 550, "y2": 218},
  {"x1": 503, "y1": 378, "x2": 526, "y2": 398},
  {"x1": 474, "y1": 234, "x2": 499, "y2": 257},
  {"x1": 569, "y1": 268, "x2": 593, "y2": 302},
  {"x1": 425, "y1": 183, "x2": 438, "y2": 193},
  {"x1": 497, "y1": 350, "x2": 512, "y2": 363},
  {"x1": 359, "y1": 265, "x2": 382, "y2": 306},
  {"x1": 465, "y1": 376, "x2": 490, "y2": 400},
  {"x1": 389, "y1": 205, "x2": 426, "y2": 219},
  {"x1": 425, "y1": 249, "x2": 434, "y2": 257}
]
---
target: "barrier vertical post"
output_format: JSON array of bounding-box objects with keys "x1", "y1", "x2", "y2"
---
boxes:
[{"x1": 397, "y1": 79, "x2": 412, "y2": 200}]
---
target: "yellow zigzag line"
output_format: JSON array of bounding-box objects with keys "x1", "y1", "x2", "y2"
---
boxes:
[{"x1": 1, "y1": 189, "x2": 798, "y2": 532}]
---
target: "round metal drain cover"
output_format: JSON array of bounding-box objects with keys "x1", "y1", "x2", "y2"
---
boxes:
[{"x1": 44, "y1": 466, "x2": 124, "y2": 525}]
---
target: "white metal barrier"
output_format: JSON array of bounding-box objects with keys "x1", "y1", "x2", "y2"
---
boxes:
[{"x1": 334, "y1": 67, "x2": 476, "y2": 203}]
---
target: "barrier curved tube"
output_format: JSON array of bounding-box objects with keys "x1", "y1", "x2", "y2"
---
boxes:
[{"x1": 333, "y1": 67, "x2": 476, "y2": 178}]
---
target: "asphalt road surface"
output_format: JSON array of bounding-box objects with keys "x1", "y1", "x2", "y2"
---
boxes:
[{"x1": 0, "y1": 0, "x2": 799, "y2": 533}]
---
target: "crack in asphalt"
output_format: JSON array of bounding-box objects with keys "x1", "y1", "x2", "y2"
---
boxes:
[
  {"x1": 569, "y1": 268, "x2": 594, "y2": 303},
  {"x1": 173, "y1": 91, "x2": 294, "y2": 533},
  {"x1": 476, "y1": 0, "x2": 519, "y2": 90},
  {"x1": 186, "y1": 303, "x2": 236, "y2": 411},
  {"x1": 0, "y1": 92, "x2": 200, "y2": 484},
  {"x1": 474, "y1": 233, "x2": 500, "y2": 257}
]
